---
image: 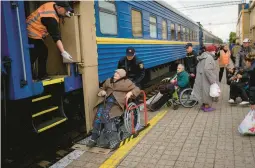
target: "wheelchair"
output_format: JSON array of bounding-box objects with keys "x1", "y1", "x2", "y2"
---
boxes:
[
  {"x1": 78, "y1": 91, "x2": 148, "y2": 150},
  {"x1": 171, "y1": 86, "x2": 198, "y2": 109},
  {"x1": 148, "y1": 75, "x2": 198, "y2": 111}
]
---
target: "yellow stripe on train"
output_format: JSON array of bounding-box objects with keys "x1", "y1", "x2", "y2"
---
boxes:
[{"x1": 96, "y1": 37, "x2": 199, "y2": 45}]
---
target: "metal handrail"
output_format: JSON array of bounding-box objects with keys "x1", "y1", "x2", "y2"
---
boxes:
[
  {"x1": 125, "y1": 90, "x2": 148, "y2": 134},
  {"x1": 14, "y1": 2, "x2": 27, "y2": 82}
]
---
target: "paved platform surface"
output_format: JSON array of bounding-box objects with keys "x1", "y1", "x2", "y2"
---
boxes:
[{"x1": 65, "y1": 82, "x2": 255, "y2": 168}]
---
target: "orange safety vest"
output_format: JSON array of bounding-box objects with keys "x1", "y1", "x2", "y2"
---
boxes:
[
  {"x1": 26, "y1": 2, "x2": 59, "y2": 39},
  {"x1": 219, "y1": 50, "x2": 230, "y2": 65}
]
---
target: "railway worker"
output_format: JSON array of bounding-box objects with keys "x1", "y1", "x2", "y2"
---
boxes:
[
  {"x1": 117, "y1": 47, "x2": 145, "y2": 88},
  {"x1": 235, "y1": 38, "x2": 253, "y2": 69},
  {"x1": 192, "y1": 45, "x2": 218, "y2": 112},
  {"x1": 87, "y1": 69, "x2": 140, "y2": 148},
  {"x1": 184, "y1": 43, "x2": 198, "y2": 88},
  {"x1": 26, "y1": 1, "x2": 73, "y2": 80},
  {"x1": 218, "y1": 44, "x2": 234, "y2": 82}
]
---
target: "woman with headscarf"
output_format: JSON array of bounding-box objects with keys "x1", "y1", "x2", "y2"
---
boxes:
[
  {"x1": 87, "y1": 69, "x2": 140, "y2": 148},
  {"x1": 192, "y1": 45, "x2": 219, "y2": 112}
]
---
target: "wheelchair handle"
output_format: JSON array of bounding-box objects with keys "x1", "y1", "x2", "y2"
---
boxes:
[{"x1": 125, "y1": 90, "x2": 148, "y2": 134}]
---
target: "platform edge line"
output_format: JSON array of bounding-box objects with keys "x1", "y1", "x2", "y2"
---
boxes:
[{"x1": 99, "y1": 110, "x2": 168, "y2": 168}]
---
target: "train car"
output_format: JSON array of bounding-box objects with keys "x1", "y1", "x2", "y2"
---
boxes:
[
  {"x1": 95, "y1": 0, "x2": 201, "y2": 85},
  {"x1": 1, "y1": 0, "x2": 220, "y2": 166},
  {"x1": 200, "y1": 26, "x2": 222, "y2": 47}
]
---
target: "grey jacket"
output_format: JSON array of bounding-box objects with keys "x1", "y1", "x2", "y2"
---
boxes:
[
  {"x1": 193, "y1": 52, "x2": 218, "y2": 106},
  {"x1": 235, "y1": 46, "x2": 253, "y2": 68}
]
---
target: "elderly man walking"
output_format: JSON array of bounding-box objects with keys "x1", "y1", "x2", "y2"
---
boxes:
[{"x1": 192, "y1": 45, "x2": 218, "y2": 112}]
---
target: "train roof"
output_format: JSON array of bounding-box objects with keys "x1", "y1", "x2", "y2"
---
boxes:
[
  {"x1": 156, "y1": 0, "x2": 220, "y2": 40},
  {"x1": 155, "y1": 0, "x2": 199, "y2": 26},
  {"x1": 202, "y1": 27, "x2": 221, "y2": 40}
]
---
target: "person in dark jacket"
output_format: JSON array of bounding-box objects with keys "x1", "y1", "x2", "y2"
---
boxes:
[
  {"x1": 184, "y1": 43, "x2": 197, "y2": 88},
  {"x1": 228, "y1": 68, "x2": 249, "y2": 105},
  {"x1": 244, "y1": 52, "x2": 255, "y2": 110},
  {"x1": 235, "y1": 38, "x2": 253, "y2": 69},
  {"x1": 117, "y1": 47, "x2": 145, "y2": 88}
]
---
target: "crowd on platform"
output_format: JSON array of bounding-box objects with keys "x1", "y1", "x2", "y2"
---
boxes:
[{"x1": 86, "y1": 38, "x2": 255, "y2": 147}]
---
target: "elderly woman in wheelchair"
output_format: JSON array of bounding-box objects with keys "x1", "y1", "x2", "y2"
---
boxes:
[
  {"x1": 149, "y1": 64, "x2": 197, "y2": 111},
  {"x1": 87, "y1": 69, "x2": 140, "y2": 148}
]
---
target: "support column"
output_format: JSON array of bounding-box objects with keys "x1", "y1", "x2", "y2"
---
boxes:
[{"x1": 76, "y1": 1, "x2": 99, "y2": 132}]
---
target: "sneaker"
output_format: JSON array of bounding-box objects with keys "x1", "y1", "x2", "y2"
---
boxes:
[
  {"x1": 86, "y1": 139, "x2": 96, "y2": 148},
  {"x1": 203, "y1": 107, "x2": 215, "y2": 112},
  {"x1": 239, "y1": 101, "x2": 249, "y2": 105},
  {"x1": 228, "y1": 99, "x2": 235, "y2": 103},
  {"x1": 135, "y1": 123, "x2": 142, "y2": 131}
]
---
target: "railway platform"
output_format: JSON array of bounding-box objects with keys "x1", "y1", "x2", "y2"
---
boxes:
[{"x1": 50, "y1": 81, "x2": 255, "y2": 168}]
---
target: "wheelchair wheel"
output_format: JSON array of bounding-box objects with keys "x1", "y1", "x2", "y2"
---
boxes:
[
  {"x1": 179, "y1": 88, "x2": 197, "y2": 108},
  {"x1": 124, "y1": 102, "x2": 141, "y2": 134}
]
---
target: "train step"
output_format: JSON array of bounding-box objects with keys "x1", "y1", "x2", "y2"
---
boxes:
[
  {"x1": 32, "y1": 106, "x2": 59, "y2": 118},
  {"x1": 31, "y1": 80, "x2": 67, "y2": 134},
  {"x1": 32, "y1": 95, "x2": 52, "y2": 103},
  {"x1": 35, "y1": 117, "x2": 67, "y2": 133}
]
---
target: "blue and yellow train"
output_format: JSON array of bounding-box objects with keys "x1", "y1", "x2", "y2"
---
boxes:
[{"x1": 1, "y1": 0, "x2": 222, "y2": 164}]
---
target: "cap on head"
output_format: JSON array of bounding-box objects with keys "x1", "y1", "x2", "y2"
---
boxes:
[
  {"x1": 115, "y1": 69, "x2": 126, "y2": 78},
  {"x1": 243, "y1": 38, "x2": 250, "y2": 43},
  {"x1": 206, "y1": 45, "x2": 216, "y2": 52},
  {"x1": 126, "y1": 47, "x2": 135, "y2": 56},
  {"x1": 185, "y1": 43, "x2": 193, "y2": 49},
  {"x1": 55, "y1": 1, "x2": 73, "y2": 12}
]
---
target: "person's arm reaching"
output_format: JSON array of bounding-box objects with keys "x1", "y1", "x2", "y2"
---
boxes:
[{"x1": 41, "y1": 17, "x2": 73, "y2": 62}]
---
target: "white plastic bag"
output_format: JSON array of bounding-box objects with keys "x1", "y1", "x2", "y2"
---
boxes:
[
  {"x1": 210, "y1": 83, "x2": 221, "y2": 97},
  {"x1": 238, "y1": 110, "x2": 255, "y2": 135}
]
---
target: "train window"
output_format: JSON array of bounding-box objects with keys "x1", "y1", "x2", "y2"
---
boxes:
[
  {"x1": 131, "y1": 9, "x2": 142, "y2": 37},
  {"x1": 189, "y1": 30, "x2": 192, "y2": 41},
  {"x1": 171, "y1": 23, "x2": 175, "y2": 40},
  {"x1": 99, "y1": 0, "x2": 117, "y2": 35},
  {"x1": 187, "y1": 29, "x2": 189, "y2": 41},
  {"x1": 177, "y1": 25, "x2": 181, "y2": 41},
  {"x1": 192, "y1": 31, "x2": 195, "y2": 41},
  {"x1": 182, "y1": 27, "x2": 186, "y2": 41},
  {"x1": 149, "y1": 16, "x2": 157, "y2": 38},
  {"x1": 186, "y1": 28, "x2": 189, "y2": 42},
  {"x1": 162, "y1": 19, "x2": 167, "y2": 40}
]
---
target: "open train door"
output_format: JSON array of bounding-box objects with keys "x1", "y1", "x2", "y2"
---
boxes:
[{"x1": 72, "y1": 1, "x2": 99, "y2": 132}]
